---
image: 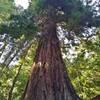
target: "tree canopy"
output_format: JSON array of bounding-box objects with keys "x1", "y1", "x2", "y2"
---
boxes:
[{"x1": 0, "y1": 0, "x2": 100, "y2": 38}]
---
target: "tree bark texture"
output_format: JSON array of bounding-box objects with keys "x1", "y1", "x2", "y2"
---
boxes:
[{"x1": 22, "y1": 20, "x2": 80, "y2": 100}]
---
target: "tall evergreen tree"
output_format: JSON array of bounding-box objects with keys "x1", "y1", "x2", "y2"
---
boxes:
[
  {"x1": 0, "y1": 0, "x2": 100, "y2": 100},
  {"x1": 21, "y1": 0, "x2": 100, "y2": 100}
]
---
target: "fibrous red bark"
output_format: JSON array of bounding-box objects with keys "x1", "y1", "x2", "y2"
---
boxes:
[{"x1": 22, "y1": 20, "x2": 80, "y2": 100}]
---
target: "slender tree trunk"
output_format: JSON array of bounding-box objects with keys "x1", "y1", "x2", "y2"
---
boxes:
[
  {"x1": 22, "y1": 20, "x2": 80, "y2": 100},
  {"x1": 8, "y1": 64, "x2": 22, "y2": 100},
  {"x1": 8, "y1": 41, "x2": 33, "y2": 100}
]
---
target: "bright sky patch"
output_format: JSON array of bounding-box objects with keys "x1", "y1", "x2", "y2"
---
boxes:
[{"x1": 15, "y1": 0, "x2": 29, "y2": 9}]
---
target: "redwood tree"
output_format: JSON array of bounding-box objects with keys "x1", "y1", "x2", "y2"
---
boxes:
[
  {"x1": 0, "y1": 0, "x2": 100, "y2": 100},
  {"x1": 21, "y1": 0, "x2": 100, "y2": 100},
  {"x1": 22, "y1": 19, "x2": 80, "y2": 100}
]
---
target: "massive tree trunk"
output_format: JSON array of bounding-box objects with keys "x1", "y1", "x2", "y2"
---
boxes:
[{"x1": 22, "y1": 20, "x2": 80, "y2": 100}]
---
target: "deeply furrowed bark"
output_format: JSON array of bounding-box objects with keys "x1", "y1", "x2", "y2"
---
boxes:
[{"x1": 22, "y1": 20, "x2": 80, "y2": 100}]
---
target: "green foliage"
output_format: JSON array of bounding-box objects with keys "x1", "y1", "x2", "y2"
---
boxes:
[
  {"x1": 0, "y1": 42, "x2": 37, "y2": 100},
  {"x1": 0, "y1": 9, "x2": 38, "y2": 39},
  {"x1": 0, "y1": 0, "x2": 100, "y2": 38},
  {"x1": 30, "y1": 0, "x2": 100, "y2": 31},
  {"x1": 66, "y1": 31, "x2": 100, "y2": 99},
  {"x1": 0, "y1": 66, "x2": 16, "y2": 100},
  {"x1": 0, "y1": 0, "x2": 14, "y2": 23}
]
